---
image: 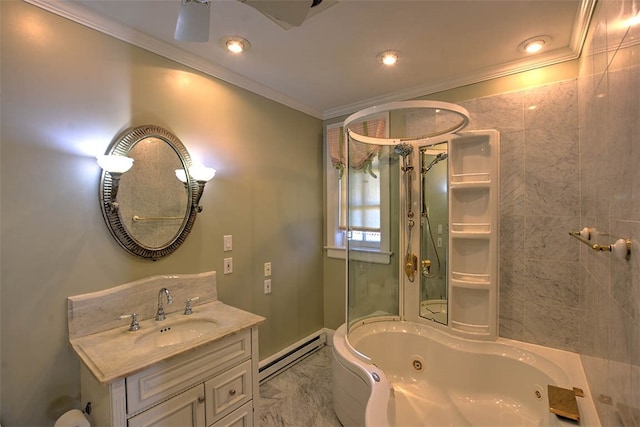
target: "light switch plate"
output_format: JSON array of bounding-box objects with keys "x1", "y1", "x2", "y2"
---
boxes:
[{"x1": 223, "y1": 235, "x2": 232, "y2": 252}]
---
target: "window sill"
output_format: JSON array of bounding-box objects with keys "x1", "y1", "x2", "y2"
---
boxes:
[{"x1": 324, "y1": 246, "x2": 393, "y2": 264}]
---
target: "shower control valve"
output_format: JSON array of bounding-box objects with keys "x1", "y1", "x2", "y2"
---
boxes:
[{"x1": 422, "y1": 259, "x2": 432, "y2": 275}]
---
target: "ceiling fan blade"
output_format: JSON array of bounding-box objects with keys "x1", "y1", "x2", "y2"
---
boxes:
[{"x1": 175, "y1": 0, "x2": 211, "y2": 42}]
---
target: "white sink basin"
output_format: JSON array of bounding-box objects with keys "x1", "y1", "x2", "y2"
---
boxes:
[{"x1": 135, "y1": 319, "x2": 218, "y2": 348}]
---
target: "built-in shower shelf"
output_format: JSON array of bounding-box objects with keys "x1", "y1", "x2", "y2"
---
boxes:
[
  {"x1": 450, "y1": 173, "x2": 491, "y2": 185},
  {"x1": 451, "y1": 233, "x2": 492, "y2": 241},
  {"x1": 451, "y1": 320, "x2": 490, "y2": 334},
  {"x1": 451, "y1": 233, "x2": 491, "y2": 240},
  {"x1": 451, "y1": 278, "x2": 490, "y2": 289},
  {"x1": 451, "y1": 223, "x2": 491, "y2": 234},
  {"x1": 451, "y1": 272, "x2": 490, "y2": 284}
]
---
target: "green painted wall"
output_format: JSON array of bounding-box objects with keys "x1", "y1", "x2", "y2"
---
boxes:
[{"x1": 0, "y1": 1, "x2": 323, "y2": 424}]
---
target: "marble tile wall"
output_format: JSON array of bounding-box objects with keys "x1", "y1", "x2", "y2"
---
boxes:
[
  {"x1": 404, "y1": 3, "x2": 640, "y2": 420},
  {"x1": 575, "y1": 0, "x2": 640, "y2": 424},
  {"x1": 459, "y1": 1, "x2": 640, "y2": 423},
  {"x1": 459, "y1": 78, "x2": 582, "y2": 351}
]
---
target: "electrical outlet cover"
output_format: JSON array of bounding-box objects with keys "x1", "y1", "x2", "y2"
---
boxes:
[{"x1": 224, "y1": 257, "x2": 233, "y2": 274}]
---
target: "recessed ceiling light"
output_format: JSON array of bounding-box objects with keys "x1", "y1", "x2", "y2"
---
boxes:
[
  {"x1": 219, "y1": 36, "x2": 251, "y2": 54},
  {"x1": 377, "y1": 50, "x2": 400, "y2": 66},
  {"x1": 517, "y1": 36, "x2": 551, "y2": 54}
]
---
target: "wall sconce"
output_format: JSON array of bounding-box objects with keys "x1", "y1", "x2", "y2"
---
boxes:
[
  {"x1": 175, "y1": 164, "x2": 216, "y2": 212},
  {"x1": 97, "y1": 154, "x2": 134, "y2": 211}
]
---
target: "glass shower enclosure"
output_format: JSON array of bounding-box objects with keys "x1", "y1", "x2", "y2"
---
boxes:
[{"x1": 342, "y1": 101, "x2": 472, "y2": 334}]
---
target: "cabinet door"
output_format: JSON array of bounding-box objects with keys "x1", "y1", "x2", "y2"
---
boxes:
[{"x1": 128, "y1": 385, "x2": 206, "y2": 427}]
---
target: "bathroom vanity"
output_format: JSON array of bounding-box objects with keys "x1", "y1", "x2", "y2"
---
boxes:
[{"x1": 67, "y1": 271, "x2": 264, "y2": 426}]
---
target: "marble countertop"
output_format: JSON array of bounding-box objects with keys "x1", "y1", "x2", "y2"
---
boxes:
[{"x1": 70, "y1": 300, "x2": 265, "y2": 384}]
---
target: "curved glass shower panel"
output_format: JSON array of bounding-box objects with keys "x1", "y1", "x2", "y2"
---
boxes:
[
  {"x1": 419, "y1": 143, "x2": 449, "y2": 325},
  {"x1": 342, "y1": 101, "x2": 470, "y2": 334},
  {"x1": 346, "y1": 140, "x2": 400, "y2": 331}
]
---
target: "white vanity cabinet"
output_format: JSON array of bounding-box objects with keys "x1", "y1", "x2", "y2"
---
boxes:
[{"x1": 80, "y1": 327, "x2": 259, "y2": 427}]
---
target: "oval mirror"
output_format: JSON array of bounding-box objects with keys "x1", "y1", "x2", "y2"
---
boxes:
[{"x1": 99, "y1": 125, "x2": 200, "y2": 260}]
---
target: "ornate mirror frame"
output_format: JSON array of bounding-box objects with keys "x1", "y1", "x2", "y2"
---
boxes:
[{"x1": 99, "y1": 125, "x2": 200, "y2": 260}]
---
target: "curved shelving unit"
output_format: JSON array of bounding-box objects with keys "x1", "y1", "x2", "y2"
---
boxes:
[{"x1": 448, "y1": 130, "x2": 500, "y2": 340}]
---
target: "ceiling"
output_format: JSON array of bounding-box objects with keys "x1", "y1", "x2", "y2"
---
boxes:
[{"x1": 28, "y1": 0, "x2": 595, "y2": 119}]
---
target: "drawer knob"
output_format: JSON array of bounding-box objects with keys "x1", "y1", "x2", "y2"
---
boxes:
[
  {"x1": 229, "y1": 389, "x2": 236, "y2": 397},
  {"x1": 198, "y1": 396, "x2": 205, "y2": 404}
]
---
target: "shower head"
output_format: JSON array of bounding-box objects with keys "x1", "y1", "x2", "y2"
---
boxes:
[
  {"x1": 393, "y1": 143, "x2": 413, "y2": 159},
  {"x1": 423, "y1": 152, "x2": 448, "y2": 173}
]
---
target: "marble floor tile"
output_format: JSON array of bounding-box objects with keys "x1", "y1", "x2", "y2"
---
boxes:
[{"x1": 258, "y1": 346, "x2": 342, "y2": 427}]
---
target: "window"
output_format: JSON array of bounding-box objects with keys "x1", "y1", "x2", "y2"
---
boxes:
[{"x1": 325, "y1": 113, "x2": 391, "y2": 263}]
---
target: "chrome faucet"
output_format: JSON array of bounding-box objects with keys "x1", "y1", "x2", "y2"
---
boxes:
[{"x1": 156, "y1": 287, "x2": 173, "y2": 321}]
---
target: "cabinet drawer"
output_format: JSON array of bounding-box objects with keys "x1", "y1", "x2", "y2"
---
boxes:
[
  {"x1": 127, "y1": 330, "x2": 251, "y2": 415},
  {"x1": 211, "y1": 401, "x2": 253, "y2": 427},
  {"x1": 205, "y1": 360, "x2": 252, "y2": 425}
]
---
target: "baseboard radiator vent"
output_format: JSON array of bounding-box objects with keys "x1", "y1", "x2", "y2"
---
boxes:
[{"x1": 258, "y1": 330, "x2": 327, "y2": 384}]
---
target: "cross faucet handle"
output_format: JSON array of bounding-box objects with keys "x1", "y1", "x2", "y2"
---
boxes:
[
  {"x1": 118, "y1": 312, "x2": 140, "y2": 331},
  {"x1": 184, "y1": 297, "x2": 200, "y2": 315}
]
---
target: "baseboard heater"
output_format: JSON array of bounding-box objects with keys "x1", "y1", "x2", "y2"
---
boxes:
[{"x1": 258, "y1": 330, "x2": 326, "y2": 384}]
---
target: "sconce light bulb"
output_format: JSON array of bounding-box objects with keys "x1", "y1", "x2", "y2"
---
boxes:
[
  {"x1": 97, "y1": 155, "x2": 134, "y2": 174},
  {"x1": 175, "y1": 169, "x2": 188, "y2": 183},
  {"x1": 190, "y1": 165, "x2": 216, "y2": 182}
]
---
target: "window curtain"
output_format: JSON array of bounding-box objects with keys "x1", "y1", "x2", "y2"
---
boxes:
[
  {"x1": 327, "y1": 118, "x2": 386, "y2": 178},
  {"x1": 327, "y1": 118, "x2": 387, "y2": 234}
]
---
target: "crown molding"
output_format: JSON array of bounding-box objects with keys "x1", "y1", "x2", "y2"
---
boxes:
[
  {"x1": 24, "y1": 0, "x2": 595, "y2": 122},
  {"x1": 322, "y1": 47, "x2": 580, "y2": 120},
  {"x1": 23, "y1": 0, "x2": 324, "y2": 119}
]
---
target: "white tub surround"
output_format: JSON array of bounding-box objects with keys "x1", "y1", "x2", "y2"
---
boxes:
[
  {"x1": 67, "y1": 271, "x2": 265, "y2": 426},
  {"x1": 333, "y1": 320, "x2": 600, "y2": 427}
]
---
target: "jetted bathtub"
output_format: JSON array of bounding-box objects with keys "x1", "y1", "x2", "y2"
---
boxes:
[{"x1": 332, "y1": 320, "x2": 600, "y2": 426}]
